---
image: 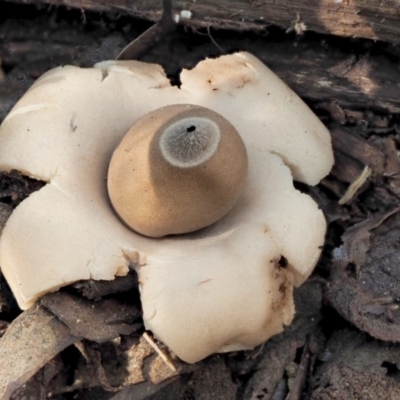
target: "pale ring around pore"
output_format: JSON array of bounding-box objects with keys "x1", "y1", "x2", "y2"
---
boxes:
[{"x1": 159, "y1": 117, "x2": 221, "y2": 168}]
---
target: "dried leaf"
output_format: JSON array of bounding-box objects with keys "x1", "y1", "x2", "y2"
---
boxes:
[
  {"x1": 49, "y1": 335, "x2": 182, "y2": 397},
  {"x1": 74, "y1": 273, "x2": 138, "y2": 300},
  {"x1": 310, "y1": 330, "x2": 400, "y2": 399},
  {"x1": 9, "y1": 358, "x2": 62, "y2": 400},
  {"x1": 328, "y1": 208, "x2": 400, "y2": 342},
  {"x1": 332, "y1": 207, "x2": 400, "y2": 272},
  {"x1": 0, "y1": 305, "x2": 78, "y2": 400},
  {"x1": 41, "y1": 291, "x2": 142, "y2": 343},
  {"x1": 371, "y1": 137, "x2": 400, "y2": 177},
  {"x1": 238, "y1": 280, "x2": 324, "y2": 400}
]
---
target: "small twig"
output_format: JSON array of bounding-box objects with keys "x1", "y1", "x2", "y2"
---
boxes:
[
  {"x1": 143, "y1": 332, "x2": 176, "y2": 372},
  {"x1": 191, "y1": 25, "x2": 225, "y2": 54},
  {"x1": 207, "y1": 24, "x2": 225, "y2": 53},
  {"x1": 117, "y1": 0, "x2": 175, "y2": 60},
  {"x1": 339, "y1": 165, "x2": 372, "y2": 205},
  {"x1": 285, "y1": 338, "x2": 311, "y2": 400}
]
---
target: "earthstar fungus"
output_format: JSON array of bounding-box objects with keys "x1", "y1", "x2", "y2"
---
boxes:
[
  {"x1": 108, "y1": 104, "x2": 248, "y2": 237},
  {"x1": 0, "y1": 52, "x2": 333, "y2": 363}
]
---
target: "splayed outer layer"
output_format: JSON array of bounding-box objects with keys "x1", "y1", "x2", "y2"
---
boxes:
[{"x1": 0, "y1": 53, "x2": 333, "y2": 363}]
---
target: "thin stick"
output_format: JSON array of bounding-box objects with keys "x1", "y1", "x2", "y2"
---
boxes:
[{"x1": 117, "y1": 0, "x2": 175, "y2": 60}]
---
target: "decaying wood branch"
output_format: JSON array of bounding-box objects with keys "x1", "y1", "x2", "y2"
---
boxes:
[
  {"x1": 7, "y1": 0, "x2": 400, "y2": 45},
  {"x1": 1, "y1": 9, "x2": 400, "y2": 115}
]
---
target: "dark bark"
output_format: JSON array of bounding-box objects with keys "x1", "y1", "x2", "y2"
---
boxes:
[
  {"x1": 1, "y1": 3, "x2": 400, "y2": 115},
  {"x1": 6, "y1": 0, "x2": 400, "y2": 45}
]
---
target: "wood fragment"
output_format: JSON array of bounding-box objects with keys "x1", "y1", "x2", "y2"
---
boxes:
[{"x1": 330, "y1": 129, "x2": 385, "y2": 184}]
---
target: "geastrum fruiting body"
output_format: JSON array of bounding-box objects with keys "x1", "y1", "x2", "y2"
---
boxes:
[
  {"x1": 108, "y1": 104, "x2": 248, "y2": 237},
  {"x1": 0, "y1": 52, "x2": 333, "y2": 363}
]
